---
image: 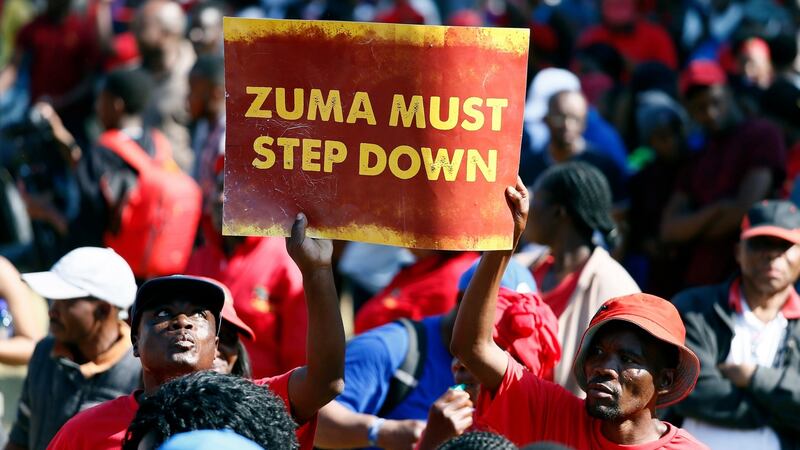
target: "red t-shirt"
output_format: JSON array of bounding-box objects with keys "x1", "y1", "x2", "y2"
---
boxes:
[
  {"x1": 578, "y1": 20, "x2": 677, "y2": 70},
  {"x1": 354, "y1": 252, "x2": 478, "y2": 334},
  {"x1": 186, "y1": 236, "x2": 307, "y2": 378},
  {"x1": 532, "y1": 256, "x2": 583, "y2": 318},
  {"x1": 46, "y1": 370, "x2": 317, "y2": 450},
  {"x1": 476, "y1": 356, "x2": 708, "y2": 449},
  {"x1": 16, "y1": 14, "x2": 99, "y2": 103}
]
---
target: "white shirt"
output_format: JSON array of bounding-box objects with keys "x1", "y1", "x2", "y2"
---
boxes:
[{"x1": 683, "y1": 289, "x2": 784, "y2": 450}]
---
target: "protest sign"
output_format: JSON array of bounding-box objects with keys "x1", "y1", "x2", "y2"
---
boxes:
[{"x1": 223, "y1": 18, "x2": 529, "y2": 250}]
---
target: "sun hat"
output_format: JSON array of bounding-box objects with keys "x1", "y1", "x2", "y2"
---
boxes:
[{"x1": 571, "y1": 293, "x2": 700, "y2": 408}]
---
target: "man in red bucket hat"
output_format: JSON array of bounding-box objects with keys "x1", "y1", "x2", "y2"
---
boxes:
[{"x1": 451, "y1": 177, "x2": 708, "y2": 449}]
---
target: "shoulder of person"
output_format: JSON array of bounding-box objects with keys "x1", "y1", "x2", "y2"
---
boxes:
[
  {"x1": 737, "y1": 118, "x2": 783, "y2": 142},
  {"x1": 672, "y1": 282, "x2": 728, "y2": 316},
  {"x1": 586, "y1": 247, "x2": 638, "y2": 285}
]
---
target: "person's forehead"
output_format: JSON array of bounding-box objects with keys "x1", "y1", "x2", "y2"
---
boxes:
[
  {"x1": 745, "y1": 235, "x2": 794, "y2": 247},
  {"x1": 142, "y1": 295, "x2": 214, "y2": 314},
  {"x1": 592, "y1": 322, "x2": 649, "y2": 353}
]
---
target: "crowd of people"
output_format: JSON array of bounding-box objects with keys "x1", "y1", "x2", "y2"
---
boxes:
[{"x1": 1, "y1": 0, "x2": 800, "y2": 448}]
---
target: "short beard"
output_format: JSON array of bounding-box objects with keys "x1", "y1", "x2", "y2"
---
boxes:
[{"x1": 586, "y1": 401, "x2": 624, "y2": 421}]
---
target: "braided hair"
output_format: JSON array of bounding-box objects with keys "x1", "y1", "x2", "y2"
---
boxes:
[
  {"x1": 535, "y1": 161, "x2": 618, "y2": 248},
  {"x1": 437, "y1": 431, "x2": 518, "y2": 450}
]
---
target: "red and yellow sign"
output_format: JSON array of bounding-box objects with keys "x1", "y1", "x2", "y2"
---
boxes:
[{"x1": 223, "y1": 18, "x2": 529, "y2": 250}]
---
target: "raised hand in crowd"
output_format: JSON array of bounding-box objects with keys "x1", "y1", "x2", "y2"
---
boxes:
[
  {"x1": 0, "y1": 257, "x2": 45, "y2": 366},
  {"x1": 451, "y1": 177, "x2": 529, "y2": 390},
  {"x1": 32, "y1": 102, "x2": 82, "y2": 165},
  {"x1": 284, "y1": 213, "x2": 345, "y2": 422},
  {"x1": 416, "y1": 388, "x2": 474, "y2": 450}
]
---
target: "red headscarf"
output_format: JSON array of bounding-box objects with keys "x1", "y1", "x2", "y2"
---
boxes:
[{"x1": 493, "y1": 288, "x2": 561, "y2": 378}]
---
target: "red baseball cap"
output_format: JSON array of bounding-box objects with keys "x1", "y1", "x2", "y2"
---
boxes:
[
  {"x1": 740, "y1": 200, "x2": 800, "y2": 245},
  {"x1": 679, "y1": 59, "x2": 727, "y2": 96},
  {"x1": 572, "y1": 293, "x2": 700, "y2": 408},
  {"x1": 220, "y1": 287, "x2": 256, "y2": 341}
]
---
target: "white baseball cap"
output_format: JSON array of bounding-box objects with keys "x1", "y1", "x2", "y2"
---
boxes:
[{"x1": 22, "y1": 247, "x2": 137, "y2": 311}]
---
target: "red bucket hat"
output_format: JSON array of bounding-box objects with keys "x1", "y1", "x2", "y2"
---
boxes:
[{"x1": 571, "y1": 293, "x2": 700, "y2": 408}]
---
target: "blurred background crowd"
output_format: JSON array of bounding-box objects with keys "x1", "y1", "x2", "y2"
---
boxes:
[{"x1": 1, "y1": 0, "x2": 800, "y2": 447}]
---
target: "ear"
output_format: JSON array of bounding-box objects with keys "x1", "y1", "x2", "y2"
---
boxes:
[
  {"x1": 131, "y1": 333, "x2": 140, "y2": 358},
  {"x1": 735, "y1": 241, "x2": 743, "y2": 266},
  {"x1": 657, "y1": 368, "x2": 675, "y2": 396},
  {"x1": 554, "y1": 204, "x2": 568, "y2": 220},
  {"x1": 113, "y1": 96, "x2": 126, "y2": 116},
  {"x1": 211, "y1": 85, "x2": 225, "y2": 102}
]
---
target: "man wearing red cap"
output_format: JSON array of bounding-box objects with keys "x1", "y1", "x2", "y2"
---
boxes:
[
  {"x1": 671, "y1": 200, "x2": 800, "y2": 449},
  {"x1": 451, "y1": 177, "x2": 707, "y2": 449},
  {"x1": 661, "y1": 59, "x2": 785, "y2": 289}
]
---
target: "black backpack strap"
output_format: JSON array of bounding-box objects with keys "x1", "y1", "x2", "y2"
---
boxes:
[{"x1": 377, "y1": 318, "x2": 428, "y2": 417}]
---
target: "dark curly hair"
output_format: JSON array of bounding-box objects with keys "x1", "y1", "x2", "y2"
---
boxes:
[
  {"x1": 121, "y1": 371, "x2": 298, "y2": 450},
  {"x1": 437, "y1": 431, "x2": 518, "y2": 450}
]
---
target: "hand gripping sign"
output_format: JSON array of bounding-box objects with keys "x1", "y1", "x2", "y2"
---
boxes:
[{"x1": 223, "y1": 18, "x2": 529, "y2": 250}]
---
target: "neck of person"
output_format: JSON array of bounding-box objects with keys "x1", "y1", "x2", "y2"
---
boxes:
[
  {"x1": 118, "y1": 116, "x2": 143, "y2": 134},
  {"x1": 72, "y1": 318, "x2": 122, "y2": 364},
  {"x1": 205, "y1": 103, "x2": 224, "y2": 125},
  {"x1": 144, "y1": 42, "x2": 180, "y2": 77},
  {"x1": 548, "y1": 137, "x2": 585, "y2": 163},
  {"x1": 142, "y1": 367, "x2": 191, "y2": 396},
  {"x1": 601, "y1": 408, "x2": 667, "y2": 445},
  {"x1": 549, "y1": 230, "x2": 593, "y2": 279},
  {"x1": 741, "y1": 277, "x2": 793, "y2": 323},
  {"x1": 221, "y1": 235, "x2": 246, "y2": 257}
]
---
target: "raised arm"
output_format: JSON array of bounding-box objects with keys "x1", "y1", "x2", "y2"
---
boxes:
[
  {"x1": 285, "y1": 213, "x2": 345, "y2": 422},
  {"x1": 0, "y1": 257, "x2": 45, "y2": 366},
  {"x1": 450, "y1": 177, "x2": 528, "y2": 391}
]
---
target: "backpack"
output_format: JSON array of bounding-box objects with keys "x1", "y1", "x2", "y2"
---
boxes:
[
  {"x1": 98, "y1": 129, "x2": 202, "y2": 279},
  {"x1": 377, "y1": 318, "x2": 428, "y2": 417}
]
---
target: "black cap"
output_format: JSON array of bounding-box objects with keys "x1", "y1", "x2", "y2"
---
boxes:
[
  {"x1": 130, "y1": 275, "x2": 226, "y2": 342},
  {"x1": 741, "y1": 200, "x2": 800, "y2": 244}
]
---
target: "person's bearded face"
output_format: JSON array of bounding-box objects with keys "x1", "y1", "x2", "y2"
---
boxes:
[{"x1": 582, "y1": 323, "x2": 664, "y2": 421}]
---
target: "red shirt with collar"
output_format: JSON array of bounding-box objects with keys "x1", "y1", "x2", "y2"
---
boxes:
[
  {"x1": 46, "y1": 370, "x2": 317, "y2": 450},
  {"x1": 728, "y1": 277, "x2": 800, "y2": 319},
  {"x1": 475, "y1": 355, "x2": 708, "y2": 449},
  {"x1": 185, "y1": 235, "x2": 307, "y2": 378},
  {"x1": 354, "y1": 252, "x2": 478, "y2": 334}
]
